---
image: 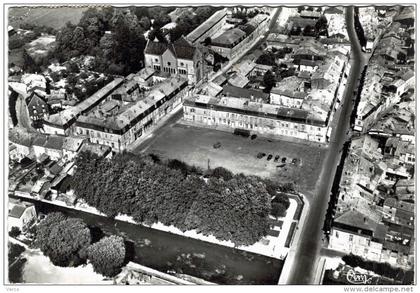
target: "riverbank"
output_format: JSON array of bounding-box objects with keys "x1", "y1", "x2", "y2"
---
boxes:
[{"x1": 13, "y1": 190, "x2": 301, "y2": 260}]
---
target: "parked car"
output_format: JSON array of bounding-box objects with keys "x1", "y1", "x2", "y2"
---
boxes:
[
  {"x1": 267, "y1": 154, "x2": 273, "y2": 161},
  {"x1": 213, "y1": 142, "x2": 222, "y2": 149},
  {"x1": 274, "y1": 155, "x2": 280, "y2": 162},
  {"x1": 257, "y1": 152, "x2": 266, "y2": 159}
]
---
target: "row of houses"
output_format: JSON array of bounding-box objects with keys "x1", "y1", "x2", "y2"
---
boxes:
[
  {"x1": 73, "y1": 77, "x2": 188, "y2": 152},
  {"x1": 354, "y1": 7, "x2": 415, "y2": 133}
]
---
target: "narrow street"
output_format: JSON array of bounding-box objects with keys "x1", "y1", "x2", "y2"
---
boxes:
[{"x1": 285, "y1": 7, "x2": 368, "y2": 284}]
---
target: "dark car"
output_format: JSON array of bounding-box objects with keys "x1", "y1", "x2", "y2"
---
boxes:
[
  {"x1": 267, "y1": 154, "x2": 273, "y2": 161},
  {"x1": 213, "y1": 142, "x2": 222, "y2": 149},
  {"x1": 257, "y1": 152, "x2": 266, "y2": 159},
  {"x1": 274, "y1": 155, "x2": 280, "y2": 162}
]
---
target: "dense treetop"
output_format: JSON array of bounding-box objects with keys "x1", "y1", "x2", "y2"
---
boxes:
[
  {"x1": 72, "y1": 152, "x2": 291, "y2": 245},
  {"x1": 36, "y1": 212, "x2": 92, "y2": 267}
]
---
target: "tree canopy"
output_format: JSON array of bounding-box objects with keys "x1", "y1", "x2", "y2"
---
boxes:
[
  {"x1": 36, "y1": 212, "x2": 92, "y2": 267},
  {"x1": 72, "y1": 152, "x2": 286, "y2": 245},
  {"x1": 87, "y1": 235, "x2": 126, "y2": 277}
]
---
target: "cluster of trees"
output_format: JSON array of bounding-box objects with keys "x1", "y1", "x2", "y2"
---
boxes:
[
  {"x1": 342, "y1": 254, "x2": 414, "y2": 284},
  {"x1": 9, "y1": 227, "x2": 21, "y2": 238},
  {"x1": 256, "y1": 47, "x2": 293, "y2": 66},
  {"x1": 36, "y1": 212, "x2": 126, "y2": 277},
  {"x1": 8, "y1": 242, "x2": 27, "y2": 283},
  {"x1": 52, "y1": 7, "x2": 146, "y2": 75},
  {"x1": 87, "y1": 235, "x2": 126, "y2": 277},
  {"x1": 289, "y1": 16, "x2": 328, "y2": 38},
  {"x1": 9, "y1": 24, "x2": 57, "y2": 50},
  {"x1": 36, "y1": 212, "x2": 92, "y2": 267},
  {"x1": 72, "y1": 152, "x2": 291, "y2": 245},
  {"x1": 262, "y1": 70, "x2": 275, "y2": 93}
]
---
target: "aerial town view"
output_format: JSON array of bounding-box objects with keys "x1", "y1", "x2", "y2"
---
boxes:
[{"x1": 3, "y1": 3, "x2": 416, "y2": 290}]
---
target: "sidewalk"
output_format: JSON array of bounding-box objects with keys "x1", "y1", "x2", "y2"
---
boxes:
[{"x1": 277, "y1": 193, "x2": 311, "y2": 284}]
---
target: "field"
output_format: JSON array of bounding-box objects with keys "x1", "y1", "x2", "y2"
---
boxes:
[
  {"x1": 8, "y1": 6, "x2": 88, "y2": 29},
  {"x1": 138, "y1": 124, "x2": 327, "y2": 199}
]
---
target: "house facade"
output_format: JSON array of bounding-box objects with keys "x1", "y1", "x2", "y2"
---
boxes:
[
  {"x1": 329, "y1": 210, "x2": 387, "y2": 262},
  {"x1": 144, "y1": 37, "x2": 204, "y2": 84},
  {"x1": 8, "y1": 202, "x2": 37, "y2": 232},
  {"x1": 74, "y1": 78, "x2": 189, "y2": 152},
  {"x1": 183, "y1": 94, "x2": 328, "y2": 142}
]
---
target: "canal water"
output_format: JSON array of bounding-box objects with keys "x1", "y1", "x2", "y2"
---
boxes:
[{"x1": 17, "y1": 197, "x2": 283, "y2": 284}]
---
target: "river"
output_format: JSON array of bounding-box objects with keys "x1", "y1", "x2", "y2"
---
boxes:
[{"x1": 12, "y1": 195, "x2": 283, "y2": 285}]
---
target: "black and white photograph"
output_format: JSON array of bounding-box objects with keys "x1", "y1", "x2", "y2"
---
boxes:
[{"x1": 1, "y1": 1, "x2": 417, "y2": 291}]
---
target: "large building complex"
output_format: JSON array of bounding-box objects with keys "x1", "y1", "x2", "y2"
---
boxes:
[
  {"x1": 74, "y1": 77, "x2": 188, "y2": 151},
  {"x1": 183, "y1": 25, "x2": 350, "y2": 143},
  {"x1": 185, "y1": 9, "x2": 228, "y2": 45},
  {"x1": 184, "y1": 94, "x2": 330, "y2": 142}
]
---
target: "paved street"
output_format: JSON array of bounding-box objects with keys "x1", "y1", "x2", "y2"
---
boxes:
[
  {"x1": 285, "y1": 7, "x2": 368, "y2": 284},
  {"x1": 129, "y1": 106, "x2": 184, "y2": 153}
]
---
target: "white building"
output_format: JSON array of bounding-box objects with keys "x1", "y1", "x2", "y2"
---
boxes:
[
  {"x1": 329, "y1": 210, "x2": 387, "y2": 262},
  {"x1": 183, "y1": 94, "x2": 329, "y2": 143},
  {"x1": 8, "y1": 201, "x2": 37, "y2": 232},
  {"x1": 74, "y1": 77, "x2": 189, "y2": 151}
]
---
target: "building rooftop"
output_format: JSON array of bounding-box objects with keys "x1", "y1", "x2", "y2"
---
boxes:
[
  {"x1": 186, "y1": 9, "x2": 227, "y2": 43},
  {"x1": 44, "y1": 78, "x2": 124, "y2": 128},
  {"x1": 334, "y1": 210, "x2": 387, "y2": 242},
  {"x1": 76, "y1": 77, "x2": 188, "y2": 132},
  {"x1": 211, "y1": 28, "x2": 246, "y2": 47},
  {"x1": 9, "y1": 205, "x2": 28, "y2": 219}
]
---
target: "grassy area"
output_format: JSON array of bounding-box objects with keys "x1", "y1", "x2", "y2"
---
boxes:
[
  {"x1": 8, "y1": 6, "x2": 87, "y2": 29},
  {"x1": 141, "y1": 124, "x2": 326, "y2": 197}
]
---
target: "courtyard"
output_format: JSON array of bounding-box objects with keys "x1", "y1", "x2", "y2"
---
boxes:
[{"x1": 134, "y1": 123, "x2": 327, "y2": 199}]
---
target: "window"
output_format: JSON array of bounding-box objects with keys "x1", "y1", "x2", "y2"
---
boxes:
[
  {"x1": 167, "y1": 62, "x2": 171, "y2": 66},
  {"x1": 190, "y1": 108, "x2": 195, "y2": 113},
  {"x1": 180, "y1": 62, "x2": 184, "y2": 66},
  {"x1": 155, "y1": 58, "x2": 158, "y2": 62}
]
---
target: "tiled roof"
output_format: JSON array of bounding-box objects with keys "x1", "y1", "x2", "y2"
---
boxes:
[
  {"x1": 9, "y1": 205, "x2": 28, "y2": 218},
  {"x1": 186, "y1": 9, "x2": 227, "y2": 43},
  {"x1": 144, "y1": 40, "x2": 168, "y2": 56},
  {"x1": 171, "y1": 37, "x2": 196, "y2": 60},
  {"x1": 212, "y1": 28, "x2": 246, "y2": 46},
  {"x1": 334, "y1": 210, "x2": 387, "y2": 241},
  {"x1": 145, "y1": 36, "x2": 196, "y2": 60}
]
